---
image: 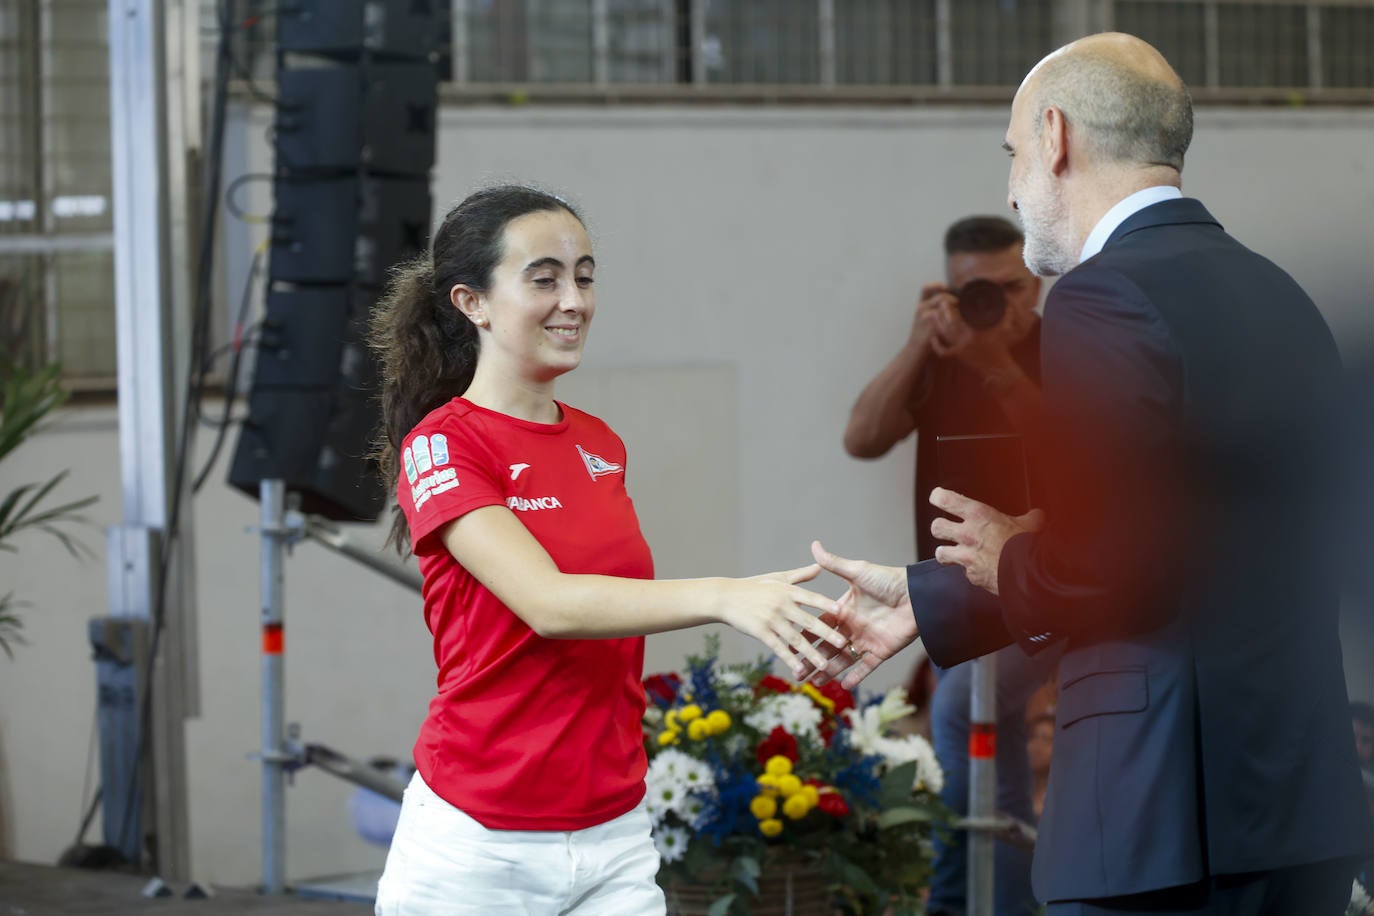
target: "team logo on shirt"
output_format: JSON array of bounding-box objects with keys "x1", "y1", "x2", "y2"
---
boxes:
[
  {"x1": 430, "y1": 433, "x2": 450, "y2": 467},
  {"x1": 413, "y1": 435, "x2": 433, "y2": 473},
  {"x1": 509, "y1": 463, "x2": 530, "y2": 481},
  {"x1": 412, "y1": 467, "x2": 459, "y2": 510},
  {"x1": 577, "y1": 444, "x2": 623, "y2": 481},
  {"x1": 407, "y1": 433, "x2": 456, "y2": 509}
]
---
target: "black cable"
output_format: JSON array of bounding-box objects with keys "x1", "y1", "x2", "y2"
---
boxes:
[
  {"x1": 194, "y1": 245, "x2": 266, "y2": 492},
  {"x1": 112, "y1": 0, "x2": 237, "y2": 862},
  {"x1": 71, "y1": 711, "x2": 101, "y2": 849},
  {"x1": 197, "y1": 332, "x2": 262, "y2": 431},
  {"x1": 224, "y1": 173, "x2": 274, "y2": 222},
  {"x1": 73, "y1": 789, "x2": 103, "y2": 851},
  {"x1": 201, "y1": 324, "x2": 262, "y2": 379}
]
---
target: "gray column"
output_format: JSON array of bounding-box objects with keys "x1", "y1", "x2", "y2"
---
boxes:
[{"x1": 106, "y1": 0, "x2": 199, "y2": 881}]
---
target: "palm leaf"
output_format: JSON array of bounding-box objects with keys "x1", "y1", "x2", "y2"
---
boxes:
[
  {"x1": 0, "y1": 361, "x2": 68, "y2": 463},
  {"x1": 0, "y1": 593, "x2": 27, "y2": 660},
  {"x1": 0, "y1": 469, "x2": 97, "y2": 558},
  {"x1": 0, "y1": 359, "x2": 98, "y2": 658}
]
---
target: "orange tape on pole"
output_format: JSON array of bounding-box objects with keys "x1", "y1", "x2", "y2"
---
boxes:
[
  {"x1": 262, "y1": 623, "x2": 284, "y2": 655},
  {"x1": 969, "y1": 722, "x2": 996, "y2": 759}
]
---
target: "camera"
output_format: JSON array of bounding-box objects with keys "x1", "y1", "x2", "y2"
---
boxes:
[{"x1": 954, "y1": 278, "x2": 1007, "y2": 330}]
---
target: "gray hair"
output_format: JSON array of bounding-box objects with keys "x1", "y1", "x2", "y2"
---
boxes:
[{"x1": 1030, "y1": 52, "x2": 1193, "y2": 171}]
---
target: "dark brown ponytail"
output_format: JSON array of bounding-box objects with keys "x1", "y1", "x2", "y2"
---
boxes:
[{"x1": 368, "y1": 185, "x2": 583, "y2": 552}]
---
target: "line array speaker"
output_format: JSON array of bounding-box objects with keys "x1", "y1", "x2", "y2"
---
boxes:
[{"x1": 228, "y1": 3, "x2": 439, "y2": 521}]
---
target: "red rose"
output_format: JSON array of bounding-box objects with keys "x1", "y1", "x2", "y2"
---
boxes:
[
  {"x1": 816, "y1": 789, "x2": 850, "y2": 818},
  {"x1": 755, "y1": 675, "x2": 793, "y2": 696},
  {"x1": 756, "y1": 726, "x2": 799, "y2": 766},
  {"x1": 817, "y1": 681, "x2": 855, "y2": 718},
  {"x1": 643, "y1": 673, "x2": 682, "y2": 707}
]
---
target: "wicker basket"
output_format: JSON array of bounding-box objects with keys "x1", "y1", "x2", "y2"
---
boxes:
[{"x1": 661, "y1": 859, "x2": 835, "y2": 916}]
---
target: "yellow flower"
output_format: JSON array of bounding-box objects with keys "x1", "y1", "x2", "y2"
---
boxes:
[
  {"x1": 782, "y1": 794, "x2": 812, "y2": 820},
  {"x1": 758, "y1": 818, "x2": 784, "y2": 837},
  {"x1": 657, "y1": 729, "x2": 680, "y2": 746},
  {"x1": 687, "y1": 719, "x2": 711, "y2": 741},
  {"x1": 664, "y1": 710, "x2": 679, "y2": 730},
  {"x1": 801, "y1": 784, "x2": 821, "y2": 806},
  {"x1": 797, "y1": 682, "x2": 835, "y2": 713},
  {"x1": 777, "y1": 774, "x2": 803, "y2": 797},
  {"x1": 679, "y1": 704, "x2": 703, "y2": 722},
  {"x1": 705, "y1": 710, "x2": 731, "y2": 734},
  {"x1": 764, "y1": 755, "x2": 793, "y2": 777},
  {"x1": 749, "y1": 795, "x2": 778, "y2": 820},
  {"x1": 756, "y1": 773, "x2": 781, "y2": 796}
]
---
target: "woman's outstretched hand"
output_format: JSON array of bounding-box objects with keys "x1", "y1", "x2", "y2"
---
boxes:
[{"x1": 717, "y1": 563, "x2": 848, "y2": 680}]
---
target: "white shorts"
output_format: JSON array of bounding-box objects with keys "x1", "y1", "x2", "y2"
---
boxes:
[{"x1": 374, "y1": 771, "x2": 666, "y2": 915}]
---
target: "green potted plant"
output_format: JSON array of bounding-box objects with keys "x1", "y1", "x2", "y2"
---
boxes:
[{"x1": 0, "y1": 359, "x2": 97, "y2": 658}]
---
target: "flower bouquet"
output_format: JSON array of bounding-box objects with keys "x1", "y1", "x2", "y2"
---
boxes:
[
  {"x1": 1349, "y1": 877, "x2": 1374, "y2": 916},
  {"x1": 643, "y1": 635, "x2": 948, "y2": 915}
]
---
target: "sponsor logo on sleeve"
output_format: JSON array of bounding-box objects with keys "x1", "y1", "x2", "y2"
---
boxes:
[
  {"x1": 430, "y1": 433, "x2": 449, "y2": 467},
  {"x1": 413, "y1": 435, "x2": 433, "y2": 474},
  {"x1": 509, "y1": 462, "x2": 530, "y2": 481},
  {"x1": 411, "y1": 466, "x2": 459, "y2": 511},
  {"x1": 403, "y1": 447, "x2": 418, "y2": 484},
  {"x1": 506, "y1": 495, "x2": 563, "y2": 512},
  {"x1": 577, "y1": 444, "x2": 624, "y2": 481}
]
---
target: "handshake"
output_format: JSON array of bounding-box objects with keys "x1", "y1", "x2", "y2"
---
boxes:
[{"x1": 754, "y1": 487, "x2": 1044, "y2": 690}]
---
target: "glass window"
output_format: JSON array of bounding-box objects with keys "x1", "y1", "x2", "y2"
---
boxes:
[
  {"x1": 1114, "y1": 0, "x2": 1209, "y2": 89},
  {"x1": 1322, "y1": 5, "x2": 1374, "y2": 89},
  {"x1": 1217, "y1": 3, "x2": 1308, "y2": 88},
  {"x1": 951, "y1": 0, "x2": 1053, "y2": 87},
  {"x1": 835, "y1": 0, "x2": 938, "y2": 86}
]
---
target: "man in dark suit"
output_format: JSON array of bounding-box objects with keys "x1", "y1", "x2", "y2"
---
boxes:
[{"x1": 807, "y1": 32, "x2": 1372, "y2": 914}]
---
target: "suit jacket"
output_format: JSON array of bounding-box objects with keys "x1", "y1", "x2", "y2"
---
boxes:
[{"x1": 908, "y1": 198, "x2": 1372, "y2": 903}]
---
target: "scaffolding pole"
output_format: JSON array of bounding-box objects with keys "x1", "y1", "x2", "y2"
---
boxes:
[{"x1": 966, "y1": 654, "x2": 998, "y2": 916}]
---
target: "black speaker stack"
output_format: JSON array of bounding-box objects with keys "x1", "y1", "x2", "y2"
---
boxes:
[{"x1": 228, "y1": 0, "x2": 440, "y2": 522}]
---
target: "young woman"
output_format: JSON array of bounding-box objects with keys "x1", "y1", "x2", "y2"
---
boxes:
[{"x1": 369, "y1": 186, "x2": 847, "y2": 914}]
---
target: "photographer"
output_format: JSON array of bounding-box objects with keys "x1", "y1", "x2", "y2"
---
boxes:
[{"x1": 843, "y1": 215, "x2": 1053, "y2": 916}]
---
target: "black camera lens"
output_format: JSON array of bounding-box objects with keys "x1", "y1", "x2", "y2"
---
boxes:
[{"x1": 955, "y1": 279, "x2": 1007, "y2": 330}]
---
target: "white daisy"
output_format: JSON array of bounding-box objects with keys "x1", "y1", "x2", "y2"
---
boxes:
[
  {"x1": 681, "y1": 794, "x2": 711, "y2": 830},
  {"x1": 653, "y1": 825, "x2": 691, "y2": 864},
  {"x1": 678, "y1": 756, "x2": 716, "y2": 794},
  {"x1": 648, "y1": 748, "x2": 695, "y2": 782},
  {"x1": 645, "y1": 751, "x2": 696, "y2": 824}
]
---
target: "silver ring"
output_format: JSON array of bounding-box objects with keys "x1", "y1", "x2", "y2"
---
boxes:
[{"x1": 846, "y1": 643, "x2": 863, "y2": 663}]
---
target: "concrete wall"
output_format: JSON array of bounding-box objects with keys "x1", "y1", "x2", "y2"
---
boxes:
[{"x1": 2, "y1": 103, "x2": 1372, "y2": 887}]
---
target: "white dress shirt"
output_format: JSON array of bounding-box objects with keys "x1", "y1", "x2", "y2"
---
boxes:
[{"x1": 1078, "y1": 185, "x2": 1183, "y2": 264}]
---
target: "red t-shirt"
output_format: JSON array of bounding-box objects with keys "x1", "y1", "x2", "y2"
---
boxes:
[{"x1": 397, "y1": 397, "x2": 654, "y2": 830}]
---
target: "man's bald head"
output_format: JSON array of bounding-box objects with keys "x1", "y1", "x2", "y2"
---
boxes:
[{"x1": 1020, "y1": 32, "x2": 1193, "y2": 172}]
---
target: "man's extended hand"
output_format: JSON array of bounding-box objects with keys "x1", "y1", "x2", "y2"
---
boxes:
[
  {"x1": 799, "y1": 542, "x2": 921, "y2": 689},
  {"x1": 929, "y1": 487, "x2": 1045, "y2": 595}
]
